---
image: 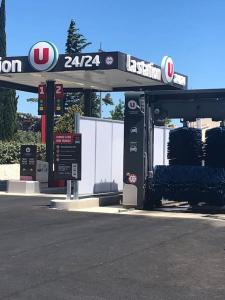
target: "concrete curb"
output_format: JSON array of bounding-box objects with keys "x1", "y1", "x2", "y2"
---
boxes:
[
  {"x1": 50, "y1": 193, "x2": 122, "y2": 211},
  {"x1": 51, "y1": 198, "x2": 100, "y2": 210}
]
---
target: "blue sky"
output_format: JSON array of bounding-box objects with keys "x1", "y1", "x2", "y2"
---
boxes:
[{"x1": 4, "y1": 0, "x2": 225, "y2": 117}]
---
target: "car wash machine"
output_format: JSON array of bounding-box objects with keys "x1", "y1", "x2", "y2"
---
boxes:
[{"x1": 123, "y1": 89, "x2": 225, "y2": 209}]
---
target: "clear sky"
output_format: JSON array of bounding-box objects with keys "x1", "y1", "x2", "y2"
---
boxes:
[{"x1": 4, "y1": 0, "x2": 225, "y2": 116}]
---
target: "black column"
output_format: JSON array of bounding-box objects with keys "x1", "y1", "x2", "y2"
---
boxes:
[
  {"x1": 147, "y1": 95, "x2": 154, "y2": 176},
  {"x1": 46, "y1": 80, "x2": 55, "y2": 187},
  {"x1": 83, "y1": 89, "x2": 92, "y2": 116},
  {"x1": 123, "y1": 92, "x2": 146, "y2": 209},
  {"x1": 145, "y1": 93, "x2": 155, "y2": 209}
]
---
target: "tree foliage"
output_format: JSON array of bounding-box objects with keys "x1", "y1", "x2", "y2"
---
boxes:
[
  {"x1": 0, "y1": 0, "x2": 18, "y2": 141},
  {"x1": 54, "y1": 105, "x2": 83, "y2": 133},
  {"x1": 165, "y1": 118, "x2": 172, "y2": 126},
  {"x1": 0, "y1": 0, "x2": 6, "y2": 56},
  {"x1": 0, "y1": 141, "x2": 45, "y2": 164},
  {"x1": 65, "y1": 19, "x2": 91, "y2": 54},
  {"x1": 110, "y1": 100, "x2": 124, "y2": 121},
  {"x1": 64, "y1": 19, "x2": 113, "y2": 117},
  {"x1": 17, "y1": 113, "x2": 41, "y2": 132},
  {"x1": 12, "y1": 130, "x2": 41, "y2": 144}
]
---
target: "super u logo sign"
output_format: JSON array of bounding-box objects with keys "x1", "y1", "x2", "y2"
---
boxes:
[
  {"x1": 161, "y1": 56, "x2": 174, "y2": 84},
  {"x1": 28, "y1": 41, "x2": 59, "y2": 71}
]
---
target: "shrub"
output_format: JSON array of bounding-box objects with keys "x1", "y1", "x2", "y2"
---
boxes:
[{"x1": 0, "y1": 141, "x2": 45, "y2": 164}]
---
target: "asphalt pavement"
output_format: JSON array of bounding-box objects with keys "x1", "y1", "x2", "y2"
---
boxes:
[{"x1": 0, "y1": 195, "x2": 224, "y2": 300}]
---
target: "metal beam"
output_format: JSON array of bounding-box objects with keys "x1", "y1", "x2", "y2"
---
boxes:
[
  {"x1": 0, "y1": 80, "x2": 38, "y2": 92},
  {"x1": 148, "y1": 89, "x2": 225, "y2": 122}
]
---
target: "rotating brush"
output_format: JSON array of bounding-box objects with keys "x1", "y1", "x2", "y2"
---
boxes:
[
  {"x1": 147, "y1": 125, "x2": 203, "y2": 208},
  {"x1": 152, "y1": 165, "x2": 225, "y2": 206},
  {"x1": 167, "y1": 127, "x2": 203, "y2": 166},
  {"x1": 205, "y1": 126, "x2": 225, "y2": 168}
]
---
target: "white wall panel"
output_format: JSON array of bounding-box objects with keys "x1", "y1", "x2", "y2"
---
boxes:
[
  {"x1": 78, "y1": 117, "x2": 169, "y2": 195},
  {"x1": 154, "y1": 127, "x2": 164, "y2": 166},
  {"x1": 165, "y1": 128, "x2": 170, "y2": 165},
  {"x1": 111, "y1": 123, "x2": 124, "y2": 191},
  {"x1": 94, "y1": 121, "x2": 112, "y2": 193},
  {"x1": 79, "y1": 119, "x2": 96, "y2": 194}
]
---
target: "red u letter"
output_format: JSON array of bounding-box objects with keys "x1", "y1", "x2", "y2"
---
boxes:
[
  {"x1": 34, "y1": 48, "x2": 49, "y2": 64},
  {"x1": 167, "y1": 62, "x2": 174, "y2": 77}
]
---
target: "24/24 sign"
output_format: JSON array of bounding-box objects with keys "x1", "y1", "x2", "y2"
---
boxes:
[{"x1": 64, "y1": 55, "x2": 100, "y2": 69}]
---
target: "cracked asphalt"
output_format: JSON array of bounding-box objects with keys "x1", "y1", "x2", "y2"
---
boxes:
[{"x1": 0, "y1": 195, "x2": 224, "y2": 300}]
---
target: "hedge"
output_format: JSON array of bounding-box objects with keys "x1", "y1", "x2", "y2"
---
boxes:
[{"x1": 0, "y1": 142, "x2": 46, "y2": 164}]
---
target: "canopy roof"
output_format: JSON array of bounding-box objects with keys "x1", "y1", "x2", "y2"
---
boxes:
[{"x1": 0, "y1": 51, "x2": 187, "y2": 93}]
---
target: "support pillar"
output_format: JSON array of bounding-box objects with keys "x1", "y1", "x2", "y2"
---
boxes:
[
  {"x1": 145, "y1": 93, "x2": 155, "y2": 209},
  {"x1": 83, "y1": 89, "x2": 92, "y2": 117},
  {"x1": 41, "y1": 114, "x2": 46, "y2": 144},
  {"x1": 122, "y1": 92, "x2": 146, "y2": 209},
  {"x1": 46, "y1": 80, "x2": 55, "y2": 187}
]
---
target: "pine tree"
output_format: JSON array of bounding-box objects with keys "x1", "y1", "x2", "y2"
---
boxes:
[
  {"x1": 65, "y1": 20, "x2": 113, "y2": 117},
  {"x1": 0, "y1": 0, "x2": 17, "y2": 140},
  {"x1": 65, "y1": 20, "x2": 91, "y2": 54}
]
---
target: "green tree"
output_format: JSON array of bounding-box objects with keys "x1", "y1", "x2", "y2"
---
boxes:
[
  {"x1": 0, "y1": 0, "x2": 6, "y2": 55},
  {"x1": 81, "y1": 92, "x2": 101, "y2": 118},
  {"x1": 65, "y1": 19, "x2": 91, "y2": 54},
  {"x1": 165, "y1": 118, "x2": 172, "y2": 126},
  {"x1": 3, "y1": 90, "x2": 18, "y2": 139},
  {"x1": 0, "y1": 0, "x2": 18, "y2": 140},
  {"x1": 65, "y1": 20, "x2": 113, "y2": 117},
  {"x1": 65, "y1": 19, "x2": 92, "y2": 116},
  {"x1": 0, "y1": 0, "x2": 6, "y2": 140},
  {"x1": 54, "y1": 105, "x2": 83, "y2": 133},
  {"x1": 110, "y1": 100, "x2": 124, "y2": 121}
]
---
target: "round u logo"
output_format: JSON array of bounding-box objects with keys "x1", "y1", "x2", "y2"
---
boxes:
[
  {"x1": 28, "y1": 41, "x2": 59, "y2": 71},
  {"x1": 161, "y1": 56, "x2": 174, "y2": 84}
]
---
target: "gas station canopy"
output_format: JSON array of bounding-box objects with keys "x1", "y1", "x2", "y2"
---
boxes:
[{"x1": 0, "y1": 43, "x2": 187, "y2": 93}]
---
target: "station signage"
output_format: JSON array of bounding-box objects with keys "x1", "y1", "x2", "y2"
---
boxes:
[
  {"x1": 126, "y1": 54, "x2": 161, "y2": 81},
  {"x1": 0, "y1": 40, "x2": 187, "y2": 89},
  {"x1": 54, "y1": 83, "x2": 64, "y2": 115},
  {"x1": 54, "y1": 133, "x2": 75, "y2": 144},
  {"x1": 38, "y1": 84, "x2": 47, "y2": 115},
  {"x1": 54, "y1": 133, "x2": 82, "y2": 180},
  {"x1": 161, "y1": 56, "x2": 174, "y2": 84},
  {"x1": 126, "y1": 54, "x2": 186, "y2": 87},
  {"x1": 20, "y1": 145, "x2": 37, "y2": 181},
  {"x1": 0, "y1": 57, "x2": 21, "y2": 73},
  {"x1": 28, "y1": 41, "x2": 59, "y2": 71}
]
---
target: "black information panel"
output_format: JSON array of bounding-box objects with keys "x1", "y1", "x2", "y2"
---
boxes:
[
  {"x1": 123, "y1": 92, "x2": 146, "y2": 208},
  {"x1": 20, "y1": 145, "x2": 37, "y2": 180},
  {"x1": 54, "y1": 134, "x2": 82, "y2": 180}
]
